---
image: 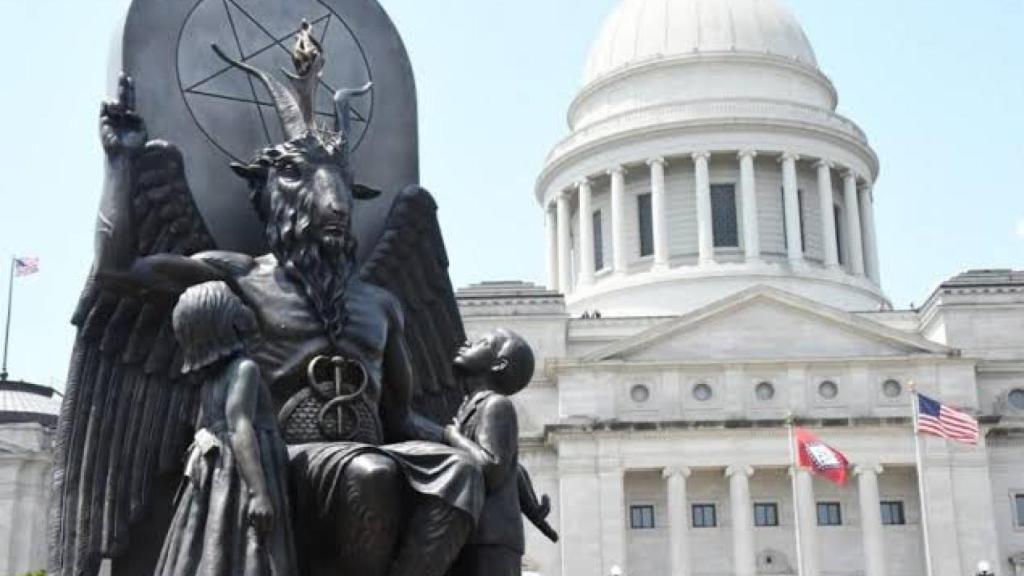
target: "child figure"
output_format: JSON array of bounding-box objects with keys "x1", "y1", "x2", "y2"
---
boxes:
[
  {"x1": 155, "y1": 281, "x2": 298, "y2": 576},
  {"x1": 444, "y1": 329, "x2": 558, "y2": 576}
]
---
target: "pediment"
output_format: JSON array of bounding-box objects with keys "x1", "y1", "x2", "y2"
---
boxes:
[{"x1": 584, "y1": 286, "x2": 949, "y2": 363}]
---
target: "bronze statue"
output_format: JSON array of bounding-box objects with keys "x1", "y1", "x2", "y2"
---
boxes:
[
  {"x1": 49, "y1": 23, "x2": 491, "y2": 576},
  {"x1": 156, "y1": 281, "x2": 298, "y2": 575},
  {"x1": 444, "y1": 329, "x2": 558, "y2": 576}
]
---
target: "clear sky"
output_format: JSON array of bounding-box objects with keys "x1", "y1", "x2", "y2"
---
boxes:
[{"x1": 0, "y1": 0, "x2": 1022, "y2": 389}]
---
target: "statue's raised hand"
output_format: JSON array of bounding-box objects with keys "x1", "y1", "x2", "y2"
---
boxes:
[{"x1": 100, "y1": 73, "x2": 148, "y2": 157}]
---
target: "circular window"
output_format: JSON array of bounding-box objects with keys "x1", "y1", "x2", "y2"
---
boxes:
[
  {"x1": 1009, "y1": 389, "x2": 1024, "y2": 410},
  {"x1": 693, "y1": 383, "x2": 713, "y2": 402},
  {"x1": 630, "y1": 384, "x2": 651, "y2": 404},
  {"x1": 755, "y1": 381, "x2": 775, "y2": 401},
  {"x1": 883, "y1": 379, "x2": 902, "y2": 399},
  {"x1": 818, "y1": 380, "x2": 839, "y2": 400}
]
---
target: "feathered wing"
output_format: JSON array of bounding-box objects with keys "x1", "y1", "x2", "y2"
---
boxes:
[
  {"x1": 360, "y1": 186, "x2": 467, "y2": 425},
  {"x1": 49, "y1": 141, "x2": 216, "y2": 576}
]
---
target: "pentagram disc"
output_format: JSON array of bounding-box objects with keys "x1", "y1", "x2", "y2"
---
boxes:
[
  {"x1": 177, "y1": 0, "x2": 374, "y2": 162},
  {"x1": 120, "y1": 0, "x2": 419, "y2": 256}
]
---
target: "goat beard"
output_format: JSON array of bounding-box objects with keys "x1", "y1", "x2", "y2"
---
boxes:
[{"x1": 267, "y1": 210, "x2": 355, "y2": 349}]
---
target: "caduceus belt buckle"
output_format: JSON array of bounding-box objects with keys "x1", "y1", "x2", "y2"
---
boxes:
[
  {"x1": 306, "y1": 355, "x2": 370, "y2": 441},
  {"x1": 278, "y1": 355, "x2": 377, "y2": 443}
]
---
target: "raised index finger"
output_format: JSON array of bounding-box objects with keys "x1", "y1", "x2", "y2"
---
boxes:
[{"x1": 116, "y1": 73, "x2": 133, "y2": 112}]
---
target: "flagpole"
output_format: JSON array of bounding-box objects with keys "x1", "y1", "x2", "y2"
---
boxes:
[
  {"x1": 911, "y1": 384, "x2": 935, "y2": 576},
  {"x1": 787, "y1": 416, "x2": 805, "y2": 576},
  {"x1": 1, "y1": 257, "x2": 14, "y2": 382}
]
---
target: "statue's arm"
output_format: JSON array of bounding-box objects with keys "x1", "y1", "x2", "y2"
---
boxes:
[
  {"x1": 95, "y1": 73, "x2": 145, "y2": 275},
  {"x1": 380, "y1": 295, "x2": 446, "y2": 444},
  {"x1": 443, "y1": 397, "x2": 518, "y2": 491},
  {"x1": 94, "y1": 74, "x2": 227, "y2": 293},
  {"x1": 226, "y1": 358, "x2": 274, "y2": 533}
]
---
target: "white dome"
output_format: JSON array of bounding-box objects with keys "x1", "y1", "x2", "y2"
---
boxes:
[{"x1": 584, "y1": 0, "x2": 818, "y2": 86}]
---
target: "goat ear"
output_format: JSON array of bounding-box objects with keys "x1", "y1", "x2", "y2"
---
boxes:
[
  {"x1": 353, "y1": 184, "x2": 382, "y2": 200},
  {"x1": 230, "y1": 162, "x2": 268, "y2": 184}
]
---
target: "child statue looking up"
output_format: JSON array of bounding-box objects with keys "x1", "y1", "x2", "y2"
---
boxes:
[
  {"x1": 445, "y1": 329, "x2": 558, "y2": 576},
  {"x1": 155, "y1": 281, "x2": 298, "y2": 575}
]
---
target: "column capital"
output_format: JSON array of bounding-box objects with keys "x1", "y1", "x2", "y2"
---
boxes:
[
  {"x1": 853, "y1": 462, "x2": 884, "y2": 477},
  {"x1": 663, "y1": 466, "x2": 692, "y2": 480},
  {"x1": 858, "y1": 181, "x2": 874, "y2": 193},
  {"x1": 647, "y1": 156, "x2": 667, "y2": 167},
  {"x1": 815, "y1": 159, "x2": 834, "y2": 170},
  {"x1": 737, "y1": 149, "x2": 758, "y2": 160},
  {"x1": 557, "y1": 188, "x2": 574, "y2": 201},
  {"x1": 725, "y1": 464, "x2": 754, "y2": 479},
  {"x1": 576, "y1": 177, "x2": 591, "y2": 190},
  {"x1": 780, "y1": 152, "x2": 801, "y2": 163},
  {"x1": 840, "y1": 168, "x2": 859, "y2": 183},
  {"x1": 691, "y1": 151, "x2": 711, "y2": 162},
  {"x1": 606, "y1": 165, "x2": 626, "y2": 177}
]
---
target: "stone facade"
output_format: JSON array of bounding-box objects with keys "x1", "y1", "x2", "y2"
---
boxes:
[
  {"x1": 458, "y1": 275, "x2": 1024, "y2": 576},
  {"x1": 0, "y1": 381, "x2": 60, "y2": 575}
]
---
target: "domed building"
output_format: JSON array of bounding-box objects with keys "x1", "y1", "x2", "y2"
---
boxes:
[
  {"x1": 539, "y1": 0, "x2": 883, "y2": 317},
  {"x1": 458, "y1": 2, "x2": 1024, "y2": 576},
  {"x1": 0, "y1": 379, "x2": 60, "y2": 575}
]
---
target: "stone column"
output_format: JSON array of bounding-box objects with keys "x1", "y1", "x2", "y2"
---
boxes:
[
  {"x1": 545, "y1": 202, "x2": 558, "y2": 291},
  {"x1": 738, "y1": 150, "x2": 761, "y2": 261},
  {"x1": 842, "y1": 171, "x2": 865, "y2": 275},
  {"x1": 726, "y1": 465, "x2": 756, "y2": 576},
  {"x1": 855, "y1": 463, "x2": 887, "y2": 576},
  {"x1": 577, "y1": 178, "x2": 595, "y2": 287},
  {"x1": 664, "y1": 466, "x2": 692, "y2": 576},
  {"x1": 693, "y1": 152, "x2": 714, "y2": 265},
  {"x1": 859, "y1": 184, "x2": 881, "y2": 285},
  {"x1": 781, "y1": 153, "x2": 804, "y2": 264},
  {"x1": 556, "y1": 189, "x2": 573, "y2": 293},
  {"x1": 649, "y1": 157, "x2": 670, "y2": 269},
  {"x1": 599, "y1": 466, "x2": 627, "y2": 575},
  {"x1": 816, "y1": 160, "x2": 840, "y2": 269},
  {"x1": 793, "y1": 467, "x2": 820, "y2": 576},
  {"x1": 609, "y1": 166, "x2": 627, "y2": 274}
]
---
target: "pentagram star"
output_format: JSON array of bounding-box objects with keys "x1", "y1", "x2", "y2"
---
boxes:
[{"x1": 183, "y1": 0, "x2": 368, "y2": 142}]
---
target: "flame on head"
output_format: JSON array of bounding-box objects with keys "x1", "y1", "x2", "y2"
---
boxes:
[{"x1": 211, "y1": 20, "x2": 371, "y2": 157}]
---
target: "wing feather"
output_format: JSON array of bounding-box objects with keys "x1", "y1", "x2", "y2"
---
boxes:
[
  {"x1": 360, "y1": 186, "x2": 466, "y2": 425},
  {"x1": 49, "y1": 141, "x2": 215, "y2": 576}
]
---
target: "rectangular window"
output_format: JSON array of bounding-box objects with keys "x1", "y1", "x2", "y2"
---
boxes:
[
  {"x1": 630, "y1": 505, "x2": 656, "y2": 530},
  {"x1": 711, "y1": 184, "x2": 739, "y2": 248},
  {"x1": 754, "y1": 502, "x2": 779, "y2": 527},
  {"x1": 1015, "y1": 495, "x2": 1024, "y2": 527},
  {"x1": 880, "y1": 501, "x2": 906, "y2": 526},
  {"x1": 834, "y1": 205, "x2": 845, "y2": 265},
  {"x1": 798, "y1": 190, "x2": 806, "y2": 252},
  {"x1": 593, "y1": 210, "x2": 605, "y2": 271},
  {"x1": 817, "y1": 502, "x2": 842, "y2": 526},
  {"x1": 692, "y1": 504, "x2": 717, "y2": 528},
  {"x1": 637, "y1": 193, "x2": 654, "y2": 257}
]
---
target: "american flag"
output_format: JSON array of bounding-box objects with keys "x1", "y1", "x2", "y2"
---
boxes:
[
  {"x1": 916, "y1": 393, "x2": 980, "y2": 445},
  {"x1": 13, "y1": 257, "x2": 39, "y2": 277}
]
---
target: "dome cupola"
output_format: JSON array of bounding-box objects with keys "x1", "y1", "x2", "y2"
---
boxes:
[{"x1": 538, "y1": 0, "x2": 887, "y2": 316}]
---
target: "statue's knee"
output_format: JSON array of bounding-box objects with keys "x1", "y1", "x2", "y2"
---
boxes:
[{"x1": 349, "y1": 453, "x2": 402, "y2": 498}]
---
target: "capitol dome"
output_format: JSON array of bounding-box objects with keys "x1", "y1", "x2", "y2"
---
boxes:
[
  {"x1": 537, "y1": 0, "x2": 886, "y2": 317},
  {"x1": 583, "y1": 0, "x2": 818, "y2": 86}
]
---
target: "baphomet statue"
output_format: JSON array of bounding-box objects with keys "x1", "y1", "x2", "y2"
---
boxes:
[{"x1": 47, "y1": 22, "x2": 529, "y2": 576}]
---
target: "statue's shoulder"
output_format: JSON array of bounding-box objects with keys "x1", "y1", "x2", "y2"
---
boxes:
[
  {"x1": 355, "y1": 279, "x2": 402, "y2": 317},
  {"x1": 192, "y1": 250, "x2": 258, "y2": 277}
]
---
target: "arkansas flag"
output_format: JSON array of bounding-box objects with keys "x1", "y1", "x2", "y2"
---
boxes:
[{"x1": 795, "y1": 428, "x2": 850, "y2": 485}]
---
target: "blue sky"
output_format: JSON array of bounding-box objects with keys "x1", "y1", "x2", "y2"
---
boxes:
[{"x1": 0, "y1": 0, "x2": 1022, "y2": 388}]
